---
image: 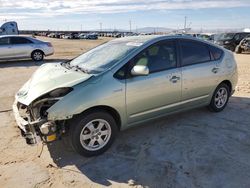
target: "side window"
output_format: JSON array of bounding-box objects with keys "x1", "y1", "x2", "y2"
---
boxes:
[
  {"x1": 114, "y1": 64, "x2": 128, "y2": 80},
  {"x1": 180, "y1": 40, "x2": 210, "y2": 66},
  {"x1": 240, "y1": 33, "x2": 249, "y2": 40},
  {"x1": 10, "y1": 37, "x2": 32, "y2": 44},
  {"x1": 134, "y1": 41, "x2": 177, "y2": 73},
  {"x1": 209, "y1": 46, "x2": 223, "y2": 60},
  {"x1": 0, "y1": 37, "x2": 10, "y2": 45},
  {"x1": 234, "y1": 34, "x2": 240, "y2": 41}
]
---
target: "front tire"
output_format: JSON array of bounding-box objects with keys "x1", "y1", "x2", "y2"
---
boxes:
[
  {"x1": 208, "y1": 83, "x2": 230, "y2": 112},
  {"x1": 31, "y1": 50, "x2": 44, "y2": 61},
  {"x1": 68, "y1": 111, "x2": 118, "y2": 157}
]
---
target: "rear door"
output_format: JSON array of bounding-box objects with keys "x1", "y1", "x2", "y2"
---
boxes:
[
  {"x1": 9, "y1": 37, "x2": 33, "y2": 58},
  {"x1": 179, "y1": 39, "x2": 221, "y2": 106},
  {"x1": 125, "y1": 40, "x2": 182, "y2": 123},
  {"x1": 0, "y1": 37, "x2": 12, "y2": 59}
]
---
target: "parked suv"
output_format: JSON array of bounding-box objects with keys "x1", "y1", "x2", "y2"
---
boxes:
[
  {"x1": 214, "y1": 32, "x2": 250, "y2": 52},
  {"x1": 13, "y1": 36, "x2": 238, "y2": 156},
  {"x1": 235, "y1": 36, "x2": 250, "y2": 54},
  {"x1": 0, "y1": 35, "x2": 54, "y2": 61}
]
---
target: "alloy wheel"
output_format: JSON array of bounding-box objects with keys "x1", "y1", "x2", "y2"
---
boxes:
[
  {"x1": 214, "y1": 87, "x2": 228, "y2": 108},
  {"x1": 80, "y1": 119, "x2": 111, "y2": 151}
]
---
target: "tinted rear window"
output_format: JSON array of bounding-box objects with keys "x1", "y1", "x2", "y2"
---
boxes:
[
  {"x1": 180, "y1": 40, "x2": 211, "y2": 66},
  {"x1": 209, "y1": 46, "x2": 223, "y2": 60}
]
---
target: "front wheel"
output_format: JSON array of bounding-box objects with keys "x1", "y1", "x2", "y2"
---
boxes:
[
  {"x1": 235, "y1": 46, "x2": 242, "y2": 54},
  {"x1": 68, "y1": 111, "x2": 118, "y2": 157},
  {"x1": 208, "y1": 83, "x2": 230, "y2": 112}
]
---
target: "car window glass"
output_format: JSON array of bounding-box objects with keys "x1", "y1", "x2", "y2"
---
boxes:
[
  {"x1": 240, "y1": 33, "x2": 249, "y2": 40},
  {"x1": 209, "y1": 46, "x2": 223, "y2": 60},
  {"x1": 0, "y1": 37, "x2": 10, "y2": 45},
  {"x1": 234, "y1": 34, "x2": 240, "y2": 41},
  {"x1": 10, "y1": 37, "x2": 32, "y2": 44},
  {"x1": 180, "y1": 40, "x2": 210, "y2": 66},
  {"x1": 134, "y1": 41, "x2": 177, "y2": 73}
]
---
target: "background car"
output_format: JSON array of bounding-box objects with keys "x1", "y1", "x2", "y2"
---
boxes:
[
  {"x1": 0, "y1": 35, "x2": 54, "y2": 61},
  {"x1": 84, "y1": 33, "x2": 98, "y2": 40},
  {"x1": 214, "y1": 32, "x2": 250, "y2": 51},
  {"x1": 235, "y1": 36, "x2": 250, "y2": 54}
]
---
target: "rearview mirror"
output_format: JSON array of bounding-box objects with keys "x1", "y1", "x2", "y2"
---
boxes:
[{"x1": 131, "y1": 65, "x2": 149, "y2": 76}]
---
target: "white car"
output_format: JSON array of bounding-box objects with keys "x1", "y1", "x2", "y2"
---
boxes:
[{"x1": 0, "y1": 35, "x2": 54, "y2": 61}]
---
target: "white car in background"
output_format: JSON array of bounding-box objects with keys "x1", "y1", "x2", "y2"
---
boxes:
[{"x1": 0, "y1": 35, "x2": 54, "y2": 61}]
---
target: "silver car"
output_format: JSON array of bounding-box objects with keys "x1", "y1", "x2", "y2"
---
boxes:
[
  {"x1": 0, "y1": 35, "x2": 54, "y2": 61},
  {"x1": 13, "y1": 35, "x2": 238, "y2": 156}
]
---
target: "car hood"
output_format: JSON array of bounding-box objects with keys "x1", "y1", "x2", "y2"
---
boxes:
[{"x1": 16, "y1": 63, "x2": 93, "y2": 105}]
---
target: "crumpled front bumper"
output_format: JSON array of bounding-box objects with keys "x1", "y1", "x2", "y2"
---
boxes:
[{"x1": 12, "y1": 100, "x2": 46, "y2": 144}]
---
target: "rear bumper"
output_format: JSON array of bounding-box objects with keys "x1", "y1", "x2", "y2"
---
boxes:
[{"x1": 43, "y1": 47, "x2": 54, "y2": 56}]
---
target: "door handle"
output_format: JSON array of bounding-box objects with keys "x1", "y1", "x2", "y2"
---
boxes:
[
  {"x1": 170, "y1": 75, "x2": 180, "y2": 83},
  {"x1": 212, "y1": 67, "x2": 219, "y2": 73}
]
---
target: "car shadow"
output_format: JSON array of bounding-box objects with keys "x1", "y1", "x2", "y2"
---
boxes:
[
  {"x1": 46, "y1": 96, "x2": 250, "y2": 187},
  {"x1": 0, "y1": 58, "x2": 68, "y2": 68}
]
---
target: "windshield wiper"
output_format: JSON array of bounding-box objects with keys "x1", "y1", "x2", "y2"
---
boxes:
[
  {"x1": 71, "y1": 65, "x2": 89, "y2": 74},
  {"x1": 61, "y1": 61, "x2": 72, "y2": 69},
  {"x1": 62, "y1": 62, "x2": 88, "y2": 73}
]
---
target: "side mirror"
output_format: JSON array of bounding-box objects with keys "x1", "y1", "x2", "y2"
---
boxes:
[{"x1": 131, "y1": 65, "x2": 149, "y2": 76}]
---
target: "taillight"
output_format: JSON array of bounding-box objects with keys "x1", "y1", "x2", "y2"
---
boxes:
[{"x1": 46, "y1": 43, "x2": 52, "y2": 47}]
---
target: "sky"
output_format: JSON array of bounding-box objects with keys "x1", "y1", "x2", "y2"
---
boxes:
[{"x1": 0, "y1": 0, "x2": 250, "y2": 31}]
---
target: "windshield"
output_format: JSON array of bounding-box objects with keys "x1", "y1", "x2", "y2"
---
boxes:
[
  {"x1": 219, "y1": 33, "x2": 235, "y2": 40},
  {"x1": 69, "y1": 41, "x2": 140, "y2": 74}
]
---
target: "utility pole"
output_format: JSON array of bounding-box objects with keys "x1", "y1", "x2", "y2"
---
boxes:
[
  {"x1": 81, "y1": 24, "x2": 83, "y2": 31},
  {"x1": 184, "y1": 16, "x2": 187, "y2": 33},
  {"x1": 99, "y1": 22, "x2": 102, "y2": 32},
  {"x1": 129, "y1": 20, "x2": 132, "y2": 32}
]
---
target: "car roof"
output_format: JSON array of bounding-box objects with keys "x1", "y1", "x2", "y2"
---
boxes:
[
  {"x1": 0, "y1": 35, "x2": 30, "y2": 38},
  {"x1": 111, "y1": 34, "x2": 226, "y2": 53},
  {"x1": 112, "y1": 34, "x2": 215, "y2": 45},
  {"x1": 0, "y1": 35, "x2": 45, "y2": 43}
]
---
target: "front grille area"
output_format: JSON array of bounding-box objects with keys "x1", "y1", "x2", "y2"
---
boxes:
[{"x1": 17, "y1": 102, "x2": 31, "y2": 122}]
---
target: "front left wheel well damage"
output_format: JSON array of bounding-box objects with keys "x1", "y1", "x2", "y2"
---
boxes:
[{"x1": 68, "y1": 105, "x2": 122, "y2": 131}]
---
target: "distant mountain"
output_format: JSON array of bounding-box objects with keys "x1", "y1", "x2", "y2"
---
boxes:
[{"x1": 134, "y1": 27, "x2": 173, "y2": 33}]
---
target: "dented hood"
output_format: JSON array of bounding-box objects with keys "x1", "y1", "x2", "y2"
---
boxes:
[{"x1": 16, "y1": 63, "x2": 92, "y2": 105}]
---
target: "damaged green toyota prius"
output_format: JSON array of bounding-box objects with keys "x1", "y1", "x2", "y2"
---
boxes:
[{"x1": 13, "y1": 35, "x2": 238, "y2": 157}]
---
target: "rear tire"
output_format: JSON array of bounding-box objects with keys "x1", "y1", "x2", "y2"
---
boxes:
[
  {"x1": 235, "y1": 46, "x2": 242, "y2": 54},
  {"x1": 229, "y1": 46, "x2": 235, "y2": 52},
  {"x1": 68, "y1": 111, "x2": 118, "y2": 157},
  {"x1": 208, "y1": 83, "x2": 230, "y2": 112},
  {"x1": 31, "y1": 50, "x2": 44, "y2": 61}
]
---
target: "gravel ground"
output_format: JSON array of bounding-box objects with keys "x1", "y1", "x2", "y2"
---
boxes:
[{"x1": 0, "y1": 37, "x2": 250, "y2": 188}]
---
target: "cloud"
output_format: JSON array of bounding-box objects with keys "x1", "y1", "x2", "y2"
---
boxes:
[{"x1": 0, "y1": 0, "x2": 249, "y2": 20}]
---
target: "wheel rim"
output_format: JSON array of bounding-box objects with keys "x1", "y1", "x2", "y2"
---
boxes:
[
  {"x1": 33, "y1": 52, "x2": 43, "y2": 60},
  {"x1": 214, "y1": 87, "x2": 228, "y2": 108},
  {"x1": 80, "y1": 119, "x2": 111, "y2": 151}
]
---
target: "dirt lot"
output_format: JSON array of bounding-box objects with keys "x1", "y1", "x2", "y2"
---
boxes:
[{"x1": 0, "y1": 36, "x2": 250, "y2": 188}]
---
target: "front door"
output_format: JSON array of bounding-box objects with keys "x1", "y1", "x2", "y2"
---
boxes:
[{"x1": 126, "y1": 40, "x2": 182, "y2": 124}]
